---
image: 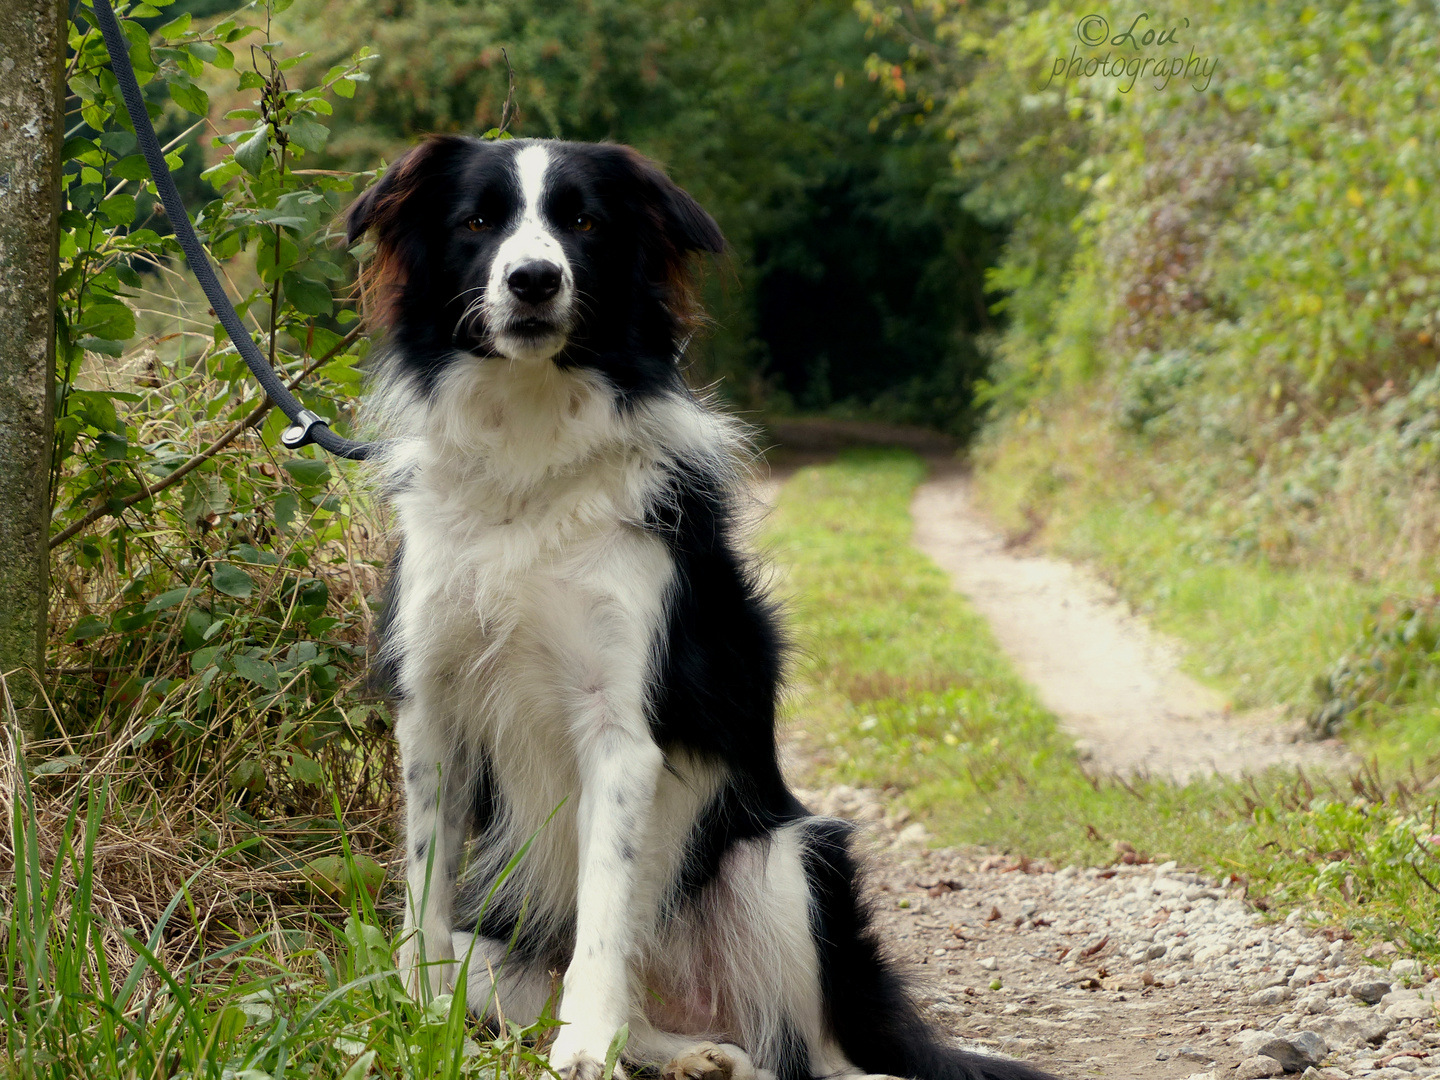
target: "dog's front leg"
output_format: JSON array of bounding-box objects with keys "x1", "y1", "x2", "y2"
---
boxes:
[
  {"x1": 396, "y1": 696, "x2": 467, "y2": 998},
  {"x1": 548, "y1": 714, "x2": 664, "y2": 1080}
]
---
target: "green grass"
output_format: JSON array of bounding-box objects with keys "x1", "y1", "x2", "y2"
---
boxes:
[
  {"x1": 764, "y1": 450, "x2": 1440, "y2": 958},
  {"x1": 1049, "y1": 500, "x2": 1386, "y2": 710},
  {"x1": 1, "y1": 763, "x2": 554, "y2": 1080}
]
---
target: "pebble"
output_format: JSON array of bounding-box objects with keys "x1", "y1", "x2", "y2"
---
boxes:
[
  {"x1": 1236, "y1": 1055, "x2": 1287, "y2": 1079},
  {"x1": 1355, "y1": 981, "x2": 1396, "y2": 1005}
]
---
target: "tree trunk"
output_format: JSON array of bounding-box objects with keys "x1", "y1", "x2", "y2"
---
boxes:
[{"x1": 0, "y1": 0, "x2": 65, "y2": 725}]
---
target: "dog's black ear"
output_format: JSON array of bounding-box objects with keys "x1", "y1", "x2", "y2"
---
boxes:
[
  {"x1": 609, "y1": 146, "x2": 725, "y2": 255},
  {"x1": 345, "y1": 135, "x2": 465, "y2": 244},
  {"x1": 656, "y1": 176, "x2": 725, "y2": 255},
  {"x1": 346, "y1": 136, "x2": 469, "y2": 326}
]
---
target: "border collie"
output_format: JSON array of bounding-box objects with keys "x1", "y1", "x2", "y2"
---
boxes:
[{"x1": 346, "y1": 135, "x2": 1057, "y2": 1080}]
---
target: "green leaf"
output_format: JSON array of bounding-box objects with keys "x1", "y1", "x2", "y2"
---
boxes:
[
  {"x1": 211, "y1": 562, "x2": 254, "y2": 598},
  {"x1": 282, "y1": 458, "x2": 331, "y2": 488},
  {"x1": 144, "y1": 586, "x2": 200, "y2": 613},
  {"x1": 77, "y1": 301, "x2": 136, "y2": 343},
  {"x1": 68, "y1": 615, "x2": 109, "y2": 642},
  {"x1": 157, "y1": 13, "x2": 190, "y2": 39},
  {"x1": 287, "y1": 752, "x2": 324, "y2": 785},
  {"x1": 169, "y1": 78, "x2": 209, "y2": 117},
  {"x1": 274, "y1": 490, "x2": 299, "y2": 532},
  {"x1": 69, "y1": 390, "x2": 121, "y2": 433},
  {"x1": 232, "y1": 653, "x2": 279, "y2": 691},
  {"x1": 33, "y1": 755, "x2": 84, "y2": 777},
  {"x1": 341, "y1": 1050, "x2": 377, "y2": 1080},
  {"x1": 62, "y1": 136, "x2": 98, "y2": 161},
  {"x1": 77, "y1": 338, "x2": 126, "y2": 357},
  {"x1": 234, "y1": 126, "x2": 270, "y2": 176},
  {"x1": 302, "y1": 854, "x2": 385, "y2": 905},
  {"x1": 99, "y1": 194, "x2": 136, "y2": 227},
  {"x1": 182, "y1": 609, "x2": 212, "y2": 650},
  {"x1": 237, "y1": 70, "x2": 265, "y2": 90},
  {"x1": 285, "y1": 114, "x2": 329, "y2": 154},
  {"x1": 230, "y1": 759, "x2": 267, "y2": 795},
  {"x1": 283, "y1": 273, "x2": 332, "y2": 316},
  {"x1": 110, "y1": 154, "x2": 152, "y2": 181}
]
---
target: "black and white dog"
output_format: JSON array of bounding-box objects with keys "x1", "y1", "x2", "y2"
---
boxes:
[{"x1": 346, "y1": 135, "x2": 1056, "y2": 1080}]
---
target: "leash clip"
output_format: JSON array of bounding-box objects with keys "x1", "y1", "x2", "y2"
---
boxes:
[{"x1": 281, "y1": 409, "x2": 330, "y2": 449}]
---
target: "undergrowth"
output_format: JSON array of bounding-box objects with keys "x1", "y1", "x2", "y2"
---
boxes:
[
  {"x1": 765, "y1": 450, "x2": 1440, "y2": 962},
  {"x1": 1, "y1": 722, "x2": 555, "y2": 1079}
]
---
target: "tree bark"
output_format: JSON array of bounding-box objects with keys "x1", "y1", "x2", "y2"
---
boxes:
[{"x1": 0, "y1": 0, "x2": 64, "y2": 724}]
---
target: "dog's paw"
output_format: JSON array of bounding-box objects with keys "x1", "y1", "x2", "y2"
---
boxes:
[
  {"x1": 662, "y1": 1043, "x2": 756, "y2": 1080},
  {"x1": 552, "y1": 1053, "x2": 609, "y2": 1080},
  {"x1": 396, "y1": 927, "x2": 454, "y2": 1000}
]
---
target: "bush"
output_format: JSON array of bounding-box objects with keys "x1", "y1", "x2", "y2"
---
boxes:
[{"x1": 41, "y1": 0, "x2": 394, "y2": 935}]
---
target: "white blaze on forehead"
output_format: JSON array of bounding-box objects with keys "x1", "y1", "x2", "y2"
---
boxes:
[
  {"x1": 489, "y1": 144, "x2": 570, "y2": 288},
  {"x1": 514, "y1": 144, "x2": 551, "y2": 223}
]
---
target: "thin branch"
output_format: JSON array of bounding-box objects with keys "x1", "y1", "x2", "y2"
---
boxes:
[
  {"x1": 49, "y1": 324, "x2": 364, "y2": 549},
  {"x1": 498, "y1": 48, "x2": 518, "y2": 134}
]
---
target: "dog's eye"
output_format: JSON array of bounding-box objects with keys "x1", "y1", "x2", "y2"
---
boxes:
[
  {"x1": 572, "y1": 214, "x2": 594, "y2": 232},
  {"x1": 465, "y1": 216, "x2": 491, "y2": 232}
]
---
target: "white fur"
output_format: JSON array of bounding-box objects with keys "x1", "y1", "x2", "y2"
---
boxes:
[{"x1": 371, "y1": 349, "x2": 837, "y2": 1074}]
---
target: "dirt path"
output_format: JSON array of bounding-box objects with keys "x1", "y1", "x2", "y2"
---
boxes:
[
  {"x1": 795, "y1": 787, "x2": 1439, "y2": 1080},
  {"x1": 753, "y1": 424, "x2": 1411, "y2": 1079},
  {"x1": 908, "y1": 468, "x2": 1351, "y2": 780}
]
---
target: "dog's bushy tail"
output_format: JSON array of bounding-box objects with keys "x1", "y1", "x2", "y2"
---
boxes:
[{"x1": 799, "y1": 819, "x2": 1063, "y2": 1080}]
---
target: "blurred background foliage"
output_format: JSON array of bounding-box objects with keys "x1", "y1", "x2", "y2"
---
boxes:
[{"x1": 271, "y1": 0, "x2": 1004, "y2": 434}]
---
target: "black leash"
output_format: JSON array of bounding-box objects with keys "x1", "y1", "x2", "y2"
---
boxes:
[{"x1": 90, "y1": 0, "x2": 373, "y2": 461}]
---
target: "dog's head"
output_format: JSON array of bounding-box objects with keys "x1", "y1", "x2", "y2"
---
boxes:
[{"x1": 346, "y1": 136, "x2": 724, "y2": 399}]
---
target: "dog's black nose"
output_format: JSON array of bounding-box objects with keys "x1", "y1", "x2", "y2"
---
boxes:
[{"x1": 507, "y1": 261, "x2": 562, "y2": 305}]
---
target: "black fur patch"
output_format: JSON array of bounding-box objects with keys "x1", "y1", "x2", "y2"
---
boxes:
[
  {"x1": 800, "y1": 819, "x2": 1059, "y2": 1080},
  {"x1": 643, "y1": 456, "x2": 805, "y2": 903}
]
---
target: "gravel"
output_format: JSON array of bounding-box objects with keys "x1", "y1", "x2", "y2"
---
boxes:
[{"x1": 796, "y1": 783, "x2": 1440, "y2": 1080}]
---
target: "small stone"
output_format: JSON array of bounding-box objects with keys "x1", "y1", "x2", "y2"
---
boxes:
[
  {"x1": 1233, "y1": 1032, "x2": 1277, "y2": 1057},
  {"x1": 1176, "y1": 1047, "x2": 1212, "y2": 1063},
  {"x1": 1236, "y1": 1055, "x2": 1287, "y2": 1079},
  {"x1": 1384, "y1": 1001, "x2": 1437, "y2": 1022},
  {"x1": 896, "y1": 823, "x2": 929, "y2": 846},
  {"x1": 1312, "y1": 1010, "x2": 1396, "y2": 1050},
  {"x1": 1385, "y1": 1058, "x2": 1423, "y2": 1073},
  {"x1": 1392, "y1": 961, "x2": 1421, "y2": 977},
  {"x1": 1251, "y1": 986, "x2": 1294, "y2": 1007},
  {"x1": 978, "y1": 957, "x2": 998, "y2": 972},
  {"x1": 1354, "y1": 982, "x2": 1396, "y2": 1006},
  {"x1": 1287, "y1": 1031, "x2": 1331, "y2": 1068},
  {"x1": 1157, "y1": 1050, "x2": 1171, "y2": 1061},
  {"x1": 1245, "y1": 1034, "x2": 1323, "y2": 1072}
]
